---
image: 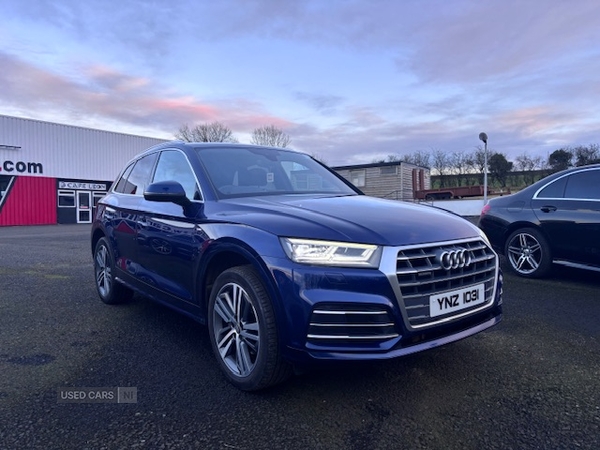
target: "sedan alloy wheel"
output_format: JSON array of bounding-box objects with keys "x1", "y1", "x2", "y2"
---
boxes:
[{"x1": 505, "y1": 228, "x2": 552, "y2": 278}]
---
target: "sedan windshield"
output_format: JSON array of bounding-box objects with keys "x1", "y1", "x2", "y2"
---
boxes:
[{"x1": 195, "y1": 146, "x2": 359, "y2": 198}]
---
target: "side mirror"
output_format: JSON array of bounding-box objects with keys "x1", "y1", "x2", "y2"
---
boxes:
[{"x1": 144, "y1": 181, "x2": 190, "y2": 206}]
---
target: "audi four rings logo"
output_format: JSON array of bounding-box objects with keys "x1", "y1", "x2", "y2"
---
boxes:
[{"x1": 438, "y1": 249, "x2": 471, "y2": 270}]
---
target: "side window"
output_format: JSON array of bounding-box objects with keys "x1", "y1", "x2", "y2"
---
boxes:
[
  {"x1": 537, "y1": 176, "x2": 567, "y2": 199},
  {"x1": 113, "y1": 163, "x2": 134, "y2": 194},
  {"x1": 114, "y1": 153, "x2": 158, "y2": 195},
  {"x1": 564, "y1": 170, "x2": 599, "y2": 200},
  {"x1": 152, "y1": 150, "x2": 200, "y2": 200}
]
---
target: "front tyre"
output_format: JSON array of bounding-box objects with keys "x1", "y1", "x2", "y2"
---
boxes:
[
  {"x1": 94, "y1": 237, "x2": 134, "y2": 304},
  {"x1": 208, "y1": 265, "x2": 291, "y2": 391},
  {"x1": 505, "y1": 228, "x2": 552, "y2": 278}
]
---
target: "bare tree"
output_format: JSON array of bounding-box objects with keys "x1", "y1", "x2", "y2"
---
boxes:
[
  {"x1": 310, "y1": 153, "x2": 328, "y2": 165},
  {"x1": 467, "y1": 146, "x2": 488, "y2": 185},
  {"x1": 431, "y1": 149, "x2": 450, "y2": 188},
  {"x1": 250, "y1": 125, "x2": 291, "y2": 148},
  {"x1": 404, "y1": 150, "x2": 431, "y2": 168},
  {"x1": 515, "y1": 153, "x2": 536, "y2": 172},
  {"x1": 175, "y1": 122, "x2": 238, "y2": 143},
  {"x1": 450, "y1": 150, "x2": 469, "y2": 186},
  {"x1": 515, "y1": 152, "x2": 543, "y2": 185}
]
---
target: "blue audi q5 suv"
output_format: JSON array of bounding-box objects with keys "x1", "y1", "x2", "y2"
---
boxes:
[{"x1": 91, "y1": 142, "x2": 503, "y2": 390}]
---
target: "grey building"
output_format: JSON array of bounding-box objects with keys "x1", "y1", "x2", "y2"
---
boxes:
[{"x1": 333, "y1": 161, "x2": 430, "y2": 200}]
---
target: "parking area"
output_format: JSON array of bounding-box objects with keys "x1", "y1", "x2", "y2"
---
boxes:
[{"x1": 0, "y1": 224, "x2": 599, "y2": 449}]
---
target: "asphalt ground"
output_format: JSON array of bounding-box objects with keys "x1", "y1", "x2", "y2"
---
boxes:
[{"x1": 0, "y1": 224, "x2": 599, "y2": 450}]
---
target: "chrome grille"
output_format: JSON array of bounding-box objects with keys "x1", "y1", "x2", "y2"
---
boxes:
[
  {"x1": 395, "y1": 239, "x2": 497, "y2": 328},
  {"x1": 307, "y1": 304, "x2": 399, "y2": 344}
]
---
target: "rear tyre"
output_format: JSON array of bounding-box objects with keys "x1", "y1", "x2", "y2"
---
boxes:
[
  {"x1": 208, "y1": 265, "x2": 292, "y2": 391},
  {"x1": 505, "y1": 228, "x2": 552, "y2": 278},
  {"x1": 94, "y1": 237, "x2": 134, "y2": 304}
]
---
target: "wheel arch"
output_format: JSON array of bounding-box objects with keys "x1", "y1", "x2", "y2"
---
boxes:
[
  {"x1": 195, "y1": 238, "x2": 284, "y2": 322},
  {"x1": 91, "y1": 227, "x2": 106, "y2": 256}
]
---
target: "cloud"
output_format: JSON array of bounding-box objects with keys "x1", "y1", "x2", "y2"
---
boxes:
[
  {"x1": 0, "y1": 52, "x2": 291, "y2": 137},
  {"x1": 84, "y1": 66, "x2": 151, "y2": 93},
  {"x1": 404, "y1": 0, "x2": 600, "y2": 83},
  {"x1": 3, "y1": 0, "x2": 600, "y2": 167},
  {"x1": 7, "y1": 1, "x2": 600, "y2": 80},
  {"x1": 294, "y1": 91, "x2": 345, "y2": 115},
  {"x1": 159, "y1": 0, "x2": 600, "y2": 86}
]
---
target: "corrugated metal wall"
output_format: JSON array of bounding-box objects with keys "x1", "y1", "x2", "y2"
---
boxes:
[
  {"x1": 0, "y1": 176, "x2": 57, "y2": 226},
  {"x1": 0, "y1": 115, "x2": 168, "y2": 182}
]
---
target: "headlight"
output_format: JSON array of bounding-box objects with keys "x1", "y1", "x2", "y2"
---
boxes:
[{"x1": 280, "y1": 238, "x2": 382, "y2": 268}]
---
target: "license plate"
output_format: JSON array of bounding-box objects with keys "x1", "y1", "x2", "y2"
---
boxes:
[{"x1": 430, "y1": 284, "x2": 485, "y2": 318}]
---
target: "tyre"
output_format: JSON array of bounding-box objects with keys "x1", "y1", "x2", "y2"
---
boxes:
[
  {"x1": 208, "y1": 265, "x2": 292, "y2": 391},
  {"x1": 504, "y1": 228, "x2": 552, "y2": 278},
  {"x1": 93, "y1": 237, "x2": 134, "y2": 304}
]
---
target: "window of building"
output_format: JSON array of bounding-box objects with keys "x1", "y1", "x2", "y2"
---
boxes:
[
  {"x1": 58, "y1": 190, "x2": 76, "y2": 207},
  {"x1": 380, "y1": 166, "x2": 398, "y2": 176},
  {"x1": 349, "y1": 169, "x2": 366, "y2": 187},
  {"x1": 93, "y1": 192, "x2": 105, "y2": 208},
  {"x1": 152, "y1": 150, "x2": 201, "y2": 200}
]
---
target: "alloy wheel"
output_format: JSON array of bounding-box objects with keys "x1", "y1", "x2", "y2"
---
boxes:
[
  {"x1": 212, "y1": 282, "x2": 260, "y2": 377},
  {"x1": 506, "y1": 231, "x2": 543, "y2": 275},
  {"x1": 95, "y1": 243, "x2": 112, "y2": 298}
]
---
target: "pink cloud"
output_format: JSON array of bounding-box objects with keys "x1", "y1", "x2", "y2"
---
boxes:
[
  {"x1": 84, "y1": 65, "x2": 151, "y2": 92},
  {"x1": 493, "y1": 106, "x2": 590, "y2": 143},
  {"x1": 0, "y1": 51, "x2": 293, "y2": 137}
]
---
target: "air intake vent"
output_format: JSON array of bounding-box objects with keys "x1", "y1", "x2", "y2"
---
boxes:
[{"x1": 307, "y1": 304, "x2": 399, "y2": 344}]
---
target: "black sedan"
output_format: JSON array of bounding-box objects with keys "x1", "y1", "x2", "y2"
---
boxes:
[{"x1": 478, "y1": 164, "x2": 600, "y2": 278}]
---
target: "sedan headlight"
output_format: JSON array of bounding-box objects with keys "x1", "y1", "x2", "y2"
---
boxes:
[{"x1": 280, "y1": 238, "x2": 382, "y2": 268}]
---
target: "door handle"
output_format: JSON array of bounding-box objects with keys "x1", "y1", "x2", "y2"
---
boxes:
[{"x1": 540, "y1": 206, "x2": 557, "y2": 213}]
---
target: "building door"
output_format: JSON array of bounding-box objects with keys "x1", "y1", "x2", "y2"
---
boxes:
[
  {"x1": 93, "y1": 192, "x2": 106, "y2": 221},
  {"x1": 77, "y1": 191, "x2": 92, "y2": 223}
]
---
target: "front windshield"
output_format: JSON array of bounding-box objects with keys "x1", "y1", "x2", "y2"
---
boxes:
[{"x1": 195, "y1": 146, "x2": 359, "y2": 198}]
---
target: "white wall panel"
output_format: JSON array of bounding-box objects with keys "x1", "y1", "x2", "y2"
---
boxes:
[{"x1": 0, "y1": 115, "x2": 167, "y2": 181}]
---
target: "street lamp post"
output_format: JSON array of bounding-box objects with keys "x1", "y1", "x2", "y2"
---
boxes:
[{"x1": 479, "y1": 132, "x2": 488, "y2": 205}]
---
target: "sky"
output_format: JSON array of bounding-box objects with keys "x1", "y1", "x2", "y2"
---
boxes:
[{"x1": 1, "y1": 0, "x2": 600, "y2": 167}]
